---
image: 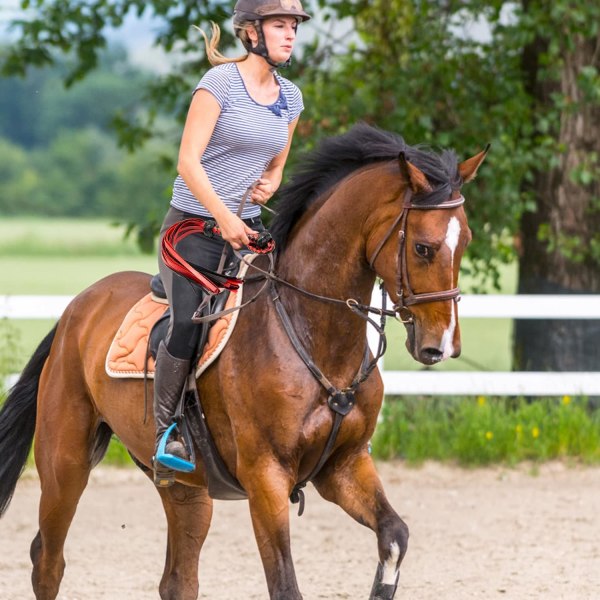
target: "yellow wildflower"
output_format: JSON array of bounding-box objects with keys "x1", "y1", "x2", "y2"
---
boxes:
[
  {"x1": 562, "y1": 395, "x2": 571, "y2": 405},
  {"x1": 532, "y1": 426, "x2": 540, "y2": 439},
  {"x1": 477, "y1": 396, "x2": 486, "y2": 407},
  {"x1": 485, "y1": 431, "x2": 494, "y2": 441}
]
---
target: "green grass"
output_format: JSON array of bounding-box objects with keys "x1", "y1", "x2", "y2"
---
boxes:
[
  {"x1": 3, "y1": 256, "x2": 157, "y2": 368},
  {"x1": 383, "y1": 317, "x2": 513, "y2": 372},
  {"x1": 372, "y1": 395, "x2": 600, "y2": 465},
  {"x1": 0, "y1": 256, "x2": 157, "y2": 295},
  {"x1": 104, "y1": 438, "x2": 136, "y2": 466},
  {"x1": 0, "y1": 216, "x2": 144, "y2": 257},
  {"x1": 384, "y1": 259, "x2": 517, "y2": 372},
  {"x1": 1, "y1": 219, "x2": 157, "y2": 366},
  {"x1": 2, "y1": 217, "x2": 518, "y2": 373}
]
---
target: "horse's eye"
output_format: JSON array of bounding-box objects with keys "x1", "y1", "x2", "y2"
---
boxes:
[{"x1": 415, "y1": 243, "x2": 433, "y2": 259}]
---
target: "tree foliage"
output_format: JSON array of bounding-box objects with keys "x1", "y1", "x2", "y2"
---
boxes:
[
  {"x1": 0, "y1": 129, "x2": 171, "y2": 220},
  {"x1": 2, "y1": 0, "x2": 599, "y2": 299},
  {"x1": 0, "y1": 50, "x2": 172, "y2": 221},
  {"x1": 0, "y1": 45, "x2": 149, "y2": 147}
]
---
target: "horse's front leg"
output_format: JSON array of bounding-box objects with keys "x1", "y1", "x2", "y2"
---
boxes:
[
  {"x1": 313, "y1": 449, "x2": 409, "y2": 599},
  {"x1": 238, "y1": 458, "x2": 302, "y2": 600}
]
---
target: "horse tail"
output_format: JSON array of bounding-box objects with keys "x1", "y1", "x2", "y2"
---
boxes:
[{"x1": 0, "y1": 324, "x2": 58, "y2": 517}]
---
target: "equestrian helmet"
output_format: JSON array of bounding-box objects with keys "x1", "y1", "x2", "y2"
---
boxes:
[{"x1": 233, "y1": 0, "x2": 311, "y2": 23}]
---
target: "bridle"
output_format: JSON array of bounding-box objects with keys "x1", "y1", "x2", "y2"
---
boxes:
[{"x1": 367, "y1": 188, "x2": 466, "y2": 321}]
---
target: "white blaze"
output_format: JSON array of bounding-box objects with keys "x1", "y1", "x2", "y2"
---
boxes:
[
  {"x1": 440, "y1": 216, "x2": 461, "y2": 359},
  {"x1": 381, "y1": 542, "x2": 401, "y2": 585}
]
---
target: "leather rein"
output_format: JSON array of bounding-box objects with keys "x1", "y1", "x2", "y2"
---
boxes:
[{"x1": 272, "y1": 187, "x2": 466, "y2": 513}]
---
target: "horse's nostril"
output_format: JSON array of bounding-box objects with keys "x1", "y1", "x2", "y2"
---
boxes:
[{"x1": 421, "y1": 347, "x2": 443, "y2": 365}]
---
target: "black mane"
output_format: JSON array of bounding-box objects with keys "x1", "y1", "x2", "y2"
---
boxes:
[{"x1": 270, "y1": 122, "x2": 461, "y2": 248}]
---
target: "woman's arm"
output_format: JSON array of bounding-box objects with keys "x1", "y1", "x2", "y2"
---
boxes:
[
  {"x1": 251, "y1": 117, "x2": 300, "y2": 205},
  {"x1": 177, "y1": 89, "x2": 257, "y2": 249}
]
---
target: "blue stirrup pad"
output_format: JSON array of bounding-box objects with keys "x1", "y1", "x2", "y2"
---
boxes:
[{"x1": 155, "y1": 423, "x2": 195, "y2": 472}]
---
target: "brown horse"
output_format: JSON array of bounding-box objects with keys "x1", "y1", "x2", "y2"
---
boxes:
[{"x1": 0, "y1": 124, "x2": 486, "y2": 600}]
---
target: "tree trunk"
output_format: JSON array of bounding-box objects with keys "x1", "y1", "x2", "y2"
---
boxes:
[{"x1": 514, "y1": 26, "x2": 600, "y2": 371}]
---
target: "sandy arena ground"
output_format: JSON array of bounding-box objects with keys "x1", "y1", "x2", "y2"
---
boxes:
[{"x1": 0, "y1": 461, "x2": 599, "y2": 599}]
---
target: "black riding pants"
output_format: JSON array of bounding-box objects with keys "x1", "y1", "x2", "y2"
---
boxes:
[{"x1": 158, "y1": 207, "x2": 264, "y2": 360}]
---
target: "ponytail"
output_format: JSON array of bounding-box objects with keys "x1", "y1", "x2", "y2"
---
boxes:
[{"x1": 194, "y1": 22, "x2": 249, "y2": 66}]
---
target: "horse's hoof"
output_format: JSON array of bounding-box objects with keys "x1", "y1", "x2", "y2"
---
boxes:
[{"x1": 369, "y1": 563, "x2": 399, "y2": 599}]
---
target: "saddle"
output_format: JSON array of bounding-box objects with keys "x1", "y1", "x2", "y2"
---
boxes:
[
  {"x1": 104, "y1": 259, "x2": 257, "y2": 498},
  {"x1": 105, "y1": 258, "x2": 254, "y2": 380}
]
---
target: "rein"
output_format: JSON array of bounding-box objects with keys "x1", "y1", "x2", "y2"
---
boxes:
[{"x1": 161, "y1": 218, "x2": 275, "y2": 296}]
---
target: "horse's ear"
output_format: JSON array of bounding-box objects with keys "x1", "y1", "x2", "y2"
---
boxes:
[
  {"x1": 459, "y1": 144, "x2": 490, "y2": 183},
  {"x1": 398, "y1": 151, "x2": 433, "y2": 195}
]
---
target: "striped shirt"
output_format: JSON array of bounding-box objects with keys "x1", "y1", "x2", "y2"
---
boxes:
[{"x1": 171, "y1": 62, "x2": 304, "y2": 219}]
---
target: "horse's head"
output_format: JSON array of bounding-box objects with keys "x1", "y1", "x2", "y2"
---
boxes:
[
  {"x1": 368, "y1": 146, "x2": 488, "y2": 365},
  {"x1": 270, "y1": 124, "x2": 488, "y2": 365}
]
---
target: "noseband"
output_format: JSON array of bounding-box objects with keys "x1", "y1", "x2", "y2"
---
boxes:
[{"x1": 368, "y1": 188, "x2": 466, "y2": 319}]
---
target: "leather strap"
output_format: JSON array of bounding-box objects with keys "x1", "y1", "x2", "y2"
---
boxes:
[
  {"x1": 271, "y1": 282, "x2": 380, "y2": 515},
  {"x1": 161, "y1": 219, "x2": 244, "y2": 294}
]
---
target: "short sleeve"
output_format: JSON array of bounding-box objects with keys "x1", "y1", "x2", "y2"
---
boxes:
[
  {"x1": 287, "y1": 85, "x2": 304, "y2": 123},
  {"x1": 194, "y1": 65, "x2": 232, "y2": 108}
]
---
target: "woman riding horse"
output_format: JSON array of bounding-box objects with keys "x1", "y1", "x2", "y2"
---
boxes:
[
  {"x1": 153, "y1": 0, "x2": 310, "y2": 479},
  {"x1": 0, "y1": 123, "x2": 487, "y2": 599}
]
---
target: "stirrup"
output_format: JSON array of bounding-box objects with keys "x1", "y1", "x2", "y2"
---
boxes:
[{"x1": 155, "y1": 423, "x2": 195, "y2": 473}]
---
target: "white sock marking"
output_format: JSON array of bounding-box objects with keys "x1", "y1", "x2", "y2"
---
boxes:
[
  {"x1": 440, "y1": 217, "x2": 461, "y2": 359},
  {"x1": 381, "y1": 542, "x2": 400, "y2": 585}
]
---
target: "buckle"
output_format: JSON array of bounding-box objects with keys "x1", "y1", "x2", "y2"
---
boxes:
[
  {"x1": 247, "y1": 230, "x2": 275, "y2": 253},
  {"x1": 202, "y1": 219, "x2": 218, "y2": 238},
  {"x1": 328, "y1": 390, "x2": 356, "y2": 416}
]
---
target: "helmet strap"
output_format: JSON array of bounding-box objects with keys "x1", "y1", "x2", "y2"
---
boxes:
[{"x1": 248, "y1": 20, "x2": 292, "y2": 69}]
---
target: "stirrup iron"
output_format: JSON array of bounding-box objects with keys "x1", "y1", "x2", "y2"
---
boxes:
[{"x1": 155, "y1": 422, "x2": 195, "y2": 472}]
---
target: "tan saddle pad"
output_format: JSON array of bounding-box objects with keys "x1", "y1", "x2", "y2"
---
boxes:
[{"x1": 105, "y1": 260, "x2": 252, "y2": 379}]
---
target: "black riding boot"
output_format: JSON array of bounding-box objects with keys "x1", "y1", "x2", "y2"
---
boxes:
[{"x1": 153, "y1": 341, "x2": 192, "y2": 486}]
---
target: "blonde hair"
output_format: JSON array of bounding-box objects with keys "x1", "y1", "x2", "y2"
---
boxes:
[{"x1": 194, "y1": 22, "x2": 251, "y2": 66}]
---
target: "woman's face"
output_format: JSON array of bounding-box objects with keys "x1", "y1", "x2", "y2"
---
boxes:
[{"x1": 252, "y1": 16, "x2": 298, "y2": 63}]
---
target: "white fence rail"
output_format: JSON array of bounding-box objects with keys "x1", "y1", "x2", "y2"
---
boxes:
[{"x1": 3, "y1": 294, "x2": 600, "y2": 396}]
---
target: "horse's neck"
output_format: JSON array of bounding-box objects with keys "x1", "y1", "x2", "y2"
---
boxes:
[
  {"x1": 275, "y1": 173, "x2": 385, "y2": 374},
  {"x1": 279, "y1": 183, "x2": 375, "y2": 290}
]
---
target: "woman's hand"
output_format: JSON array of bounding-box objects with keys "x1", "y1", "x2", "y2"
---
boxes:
[
  {"x1": 251, "y1": 178, "x2": 275, "y2": 205},
  {"x1": 217, "y1": 211, "x2": 257, "y2": 250}
]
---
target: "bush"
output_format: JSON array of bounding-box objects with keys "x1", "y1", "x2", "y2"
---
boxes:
[{"x1": 372, "y1": 395, "x2": 600, "y2": 465}]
